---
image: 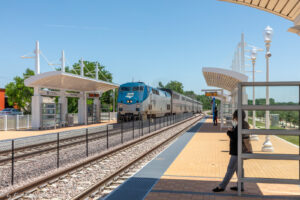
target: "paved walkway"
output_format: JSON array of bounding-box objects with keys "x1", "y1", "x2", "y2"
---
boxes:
[
  {"x1": 0, "y1": 121, "x2": 116, "y2": 140},
  {"x1": 145, "y1": 117, "x2": 300, "y2": 200}
]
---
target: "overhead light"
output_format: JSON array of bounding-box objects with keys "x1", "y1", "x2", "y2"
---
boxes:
[{"x1": 264, "y1": 26, "x2": 273, "y2": 42}]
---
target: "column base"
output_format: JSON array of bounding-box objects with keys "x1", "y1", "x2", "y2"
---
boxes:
[
  {"x1": 262, "y1": 140, "x2": 274, "y2": 152},
  {"x1": 250, "y1": 134, "x2": 259, "y2": 141}
]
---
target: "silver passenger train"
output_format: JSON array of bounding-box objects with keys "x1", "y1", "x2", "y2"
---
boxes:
[{"x1": 117, "y1": 82, "x2": 202, "y2": 121}]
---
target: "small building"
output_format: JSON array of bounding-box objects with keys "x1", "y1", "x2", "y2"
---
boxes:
[{"x1": 0, "y1": 88, "x2": 5, "y2": 111}]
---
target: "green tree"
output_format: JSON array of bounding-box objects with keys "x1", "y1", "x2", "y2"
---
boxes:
[
  {"x1": 64, "y1": 60, "x2": 115, "y2": 112},
  {"x1": 158, "y1": 81, "x2": 164, "y2": 88},
  {"x1": 196, "y1": 95, "x2": 211, "y2": 110},
  {"x1": 184, "y1": 90, "x2": 196, "y2": 99},
  {"x1": 5, "y1": 68, "x2": 35, "y2": 114},
  {"x1": 164, "y1": 81, "x2": 184, "y2": 94}
]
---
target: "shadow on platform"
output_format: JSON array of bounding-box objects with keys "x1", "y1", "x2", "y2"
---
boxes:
[{"x1": 144, "y1": 177, "x2": 300, "y2": 200}]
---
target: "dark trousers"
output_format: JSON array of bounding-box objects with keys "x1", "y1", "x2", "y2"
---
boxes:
[
  {"x1": 213, "y1": 117, "x2": 218, "y2": 125},
  {"x1": 219, "y1": 155, "x2": 244, "y2": 190}
]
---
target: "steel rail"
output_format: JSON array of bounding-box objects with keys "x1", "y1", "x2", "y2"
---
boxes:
[
  {"x1": 0, "y1": 126, "x2": 113, "y2": 155},
  {"x1": 0, "y1": 114, "x2": 201, "y2": 200},
  {"x1": 71, "y1": 115, "x2": 203, "y2": 200},
  {"x1": 0, "y1": 121, "x2": 152, "y2": 164},
  {"x1": 0, "y1": 122, "x2": 138, "y2": 156},
  {"x1": 0, "y1": 127, "x2": 133, "y2": 165}
]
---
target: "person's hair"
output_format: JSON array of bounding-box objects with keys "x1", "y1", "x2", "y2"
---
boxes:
[{"x1": 233, "y1": 109, "x2": 246, "y2": 121}]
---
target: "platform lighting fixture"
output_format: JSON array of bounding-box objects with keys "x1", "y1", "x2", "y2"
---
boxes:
[
  {"x1": 262, "y1": 25, "x2": 274, "y2": 152},
  {"x1": 249, "y1": 46, "x2": 263, "y2": 141}
]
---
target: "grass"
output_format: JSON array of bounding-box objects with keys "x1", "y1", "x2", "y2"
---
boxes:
[
  {"x1": 248, "y1": 118, "x2": 299, "y2": 146},
  {"x1": 278, "y1": 135, "x2": 299, "y2": 146},
  {"x1": 248, "y1": 118, "x2": 265, "y2": 128}
]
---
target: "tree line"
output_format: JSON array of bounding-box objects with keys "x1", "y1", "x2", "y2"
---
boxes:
[
  {"x1": 5, "y1": 61, "x2": 116, "y2": 114},
  {"x1": 5, "y1": 63, "x2": 214, "y2": 114},
  {"x1": 158, "y1": 80, "x2": 214, "y2": 110},
  {"x1": 248, "y1": 98, "x2": 299, "y2": 127}
]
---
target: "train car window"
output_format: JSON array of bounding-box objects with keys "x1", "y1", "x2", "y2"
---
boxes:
[
  {"x1": 173, "y1": 94, "x2": 179, "y2": 99},
  {"x1": 167, "y1": 104, "x2": 171, "y2": 110},
  {"x1": 120, "y1": 87, "x2": 131, "y2": 91},
  {"x1": 133, "y1": 87, "x2": 139, "y2": 91},
  {"x1": 139, "y1": 86, "x2": 144, "y2": 91}
]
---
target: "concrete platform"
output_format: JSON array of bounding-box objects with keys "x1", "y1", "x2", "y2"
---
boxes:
[
  {"x1": 0, "y1": 121, "x2": 116, "y2": 141},
  {"x1": 104, "y1": 117, "x2": 300, "y2": 200}
]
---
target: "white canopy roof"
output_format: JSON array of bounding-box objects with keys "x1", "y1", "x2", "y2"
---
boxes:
[
  {"x1": 219, "y1": 0, "x2": 300, "y2": 35},
  {"x1": 25, "y1": 71, "x2": 119, "y2": 92},
  {"x1": 202, "y1": 67, "x2": 248, "y2": 92},
  {"x1": 219, "y1": 0, "x2": 300, "y2": 21}
]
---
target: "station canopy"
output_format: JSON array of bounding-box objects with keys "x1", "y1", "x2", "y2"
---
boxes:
[
  {"x1": 25, "y1": 71, "x2": 119, "y2": 92},
  {"x1": 202, "y1": 67, "x2": 248, "y2": 92},
  {"x1": 219, "y1": 0, "x2": 300, "y2": 21}
]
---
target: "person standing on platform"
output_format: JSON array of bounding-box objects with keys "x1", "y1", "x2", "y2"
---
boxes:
[
  {"x1": 213, "y1": 107, "x2": 218, "y2": 126},
  {"x1": 212, "y1": 110, "x2": 250, "y2": 192}
]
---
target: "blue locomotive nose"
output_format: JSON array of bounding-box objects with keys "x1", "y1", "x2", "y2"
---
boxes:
[{"x1": 118, "y1": 85, "x2": 145, "y2": 104}]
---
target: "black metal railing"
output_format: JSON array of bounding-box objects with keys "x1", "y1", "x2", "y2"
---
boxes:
[{"x1": 1, "y1": 113, "x2": 195, "y2": 187}]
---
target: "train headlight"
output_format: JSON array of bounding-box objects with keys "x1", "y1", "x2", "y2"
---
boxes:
[{"x1": 127, "y1": 100, "x2": 130, "y2": 103}]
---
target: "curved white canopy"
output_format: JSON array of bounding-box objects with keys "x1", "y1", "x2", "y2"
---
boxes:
[
  {"x1": 219, "y1": 0, "x2": 300, "y2": 35},
  {"x1": 202, "y1": 67, "x2": 248, "y2": 91},
  {"x1": 25, "y1": 71, "x2": 119, "y2": 92},
  {"x1": 219, "y1": 0, "x2": 300, "y2": 21}
]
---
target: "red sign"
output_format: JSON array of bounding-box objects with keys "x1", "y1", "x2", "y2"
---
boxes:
[{"x1": 88, "y1": 93, "x2": 100, "y2": 98}]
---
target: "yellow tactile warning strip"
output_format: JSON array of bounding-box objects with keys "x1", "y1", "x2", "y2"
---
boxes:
[
  {"x1": 0, "y1": 121, "x2": 116, "y2": 140},
  {"x1": 145, "y1": 118, "x2": 300, "y2": 200}
]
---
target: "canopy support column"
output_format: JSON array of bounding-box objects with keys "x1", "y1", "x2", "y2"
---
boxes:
[
  {"x1": 78, "y1": 92, "x2": 87, "y2": 125},
  {"x1": 31, "y1": 87, "x2": 42, "y2": 130},
  {"x1": 59, "y1": 91, "x2": 68, "y2": 126},
  {"x1": 94, "y1": 95, "x2": 101, "y2": 123}
]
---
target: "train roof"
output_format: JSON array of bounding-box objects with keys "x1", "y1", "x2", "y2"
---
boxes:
[
  {"x1": 120, "y1": 82, "x2": 146, "y2": 86},
  {"x1": 159, "y1": 88, "x2": 202, "y2": 104}
]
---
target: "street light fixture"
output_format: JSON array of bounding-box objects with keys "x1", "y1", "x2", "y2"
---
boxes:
[
  {"x1": 262, "y1": 26, "x2": 274, "y2": 152},
  {"x1": 249, "y1": 47, "x2": 261, "y2": 141}
]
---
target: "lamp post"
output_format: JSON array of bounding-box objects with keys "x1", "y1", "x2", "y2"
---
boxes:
[
  {"x1": 262, "y1": 26, "x2": 274, "y2": 152},
  {"x1": 250, "y1": 47, "x2": 259, "y2": 141}
]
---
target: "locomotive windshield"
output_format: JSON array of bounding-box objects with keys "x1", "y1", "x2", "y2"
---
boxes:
[
  {"x1": 133, "y1": 86, "x2": 144, "y2": 91},
  {"x1": 120, "y1": 87, "x2": 131, "y2": 91}
]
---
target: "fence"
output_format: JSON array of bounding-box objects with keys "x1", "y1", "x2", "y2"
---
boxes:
[
  {"x1": 0, "y1": 113, "x2": 194, "y2": 186},
  {"x1": 100, "y1": 112, "x2": 117, "y2": 122},
  {"x1": 0, "y1": 112, "x2": 118, "y2": 131},
  {"x1": 0, "y1": 115, "x2": 31, "y2": 131},
  {"x1": 237, "y1": 81, "x2": 300, "y2": 196}
]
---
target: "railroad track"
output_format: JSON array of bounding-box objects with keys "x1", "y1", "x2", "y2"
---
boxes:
[
  {"x1": 0, "y1": 120, "x2": 159, "y2": 165},
  {"x1": 0, "y1": 114, "x2": 203, "y2": 200},
  {"x1": 72, "y1": 116, "x2": 204, "y2": 200}
]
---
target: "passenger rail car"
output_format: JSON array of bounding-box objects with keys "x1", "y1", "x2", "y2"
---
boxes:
[{"x1": 117, "y1": 82, "x2": 202, "y2": 121}]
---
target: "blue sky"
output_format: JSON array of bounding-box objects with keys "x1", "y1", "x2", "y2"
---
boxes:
[{"x1": 0, "y1": 0, "x2": 300, "y2": 95}]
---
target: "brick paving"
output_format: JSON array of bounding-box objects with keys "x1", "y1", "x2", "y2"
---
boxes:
[{"x1": 145, "y1": 117, "x2": 300, "y2": 200}]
